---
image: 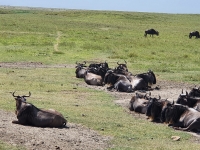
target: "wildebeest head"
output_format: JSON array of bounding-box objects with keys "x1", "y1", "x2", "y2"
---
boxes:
[
  {"x1": 146, "y1": 97, "x2": 158, "y2": 118},
  {"x1": 160, "y1": 100, "x2": 174, "y2": 123},
  {"x1": 75, "y1": 61, "x2": 87, "y2": 78},
  {"x1": 115, "y1": 60, "x2": 128, "y2": 72},
  {"x1": 176, "y1": 93, "x2": 187, "y2": 105},
  {"x1": 188, "y1": 87, "x2": 200, "y2": 97},
  {"x1": 12, "y1": 91, "x2": 31, "y2": 115},
  {"x1": 146, "y1": 96, "x2": 172, "y2": 122}
]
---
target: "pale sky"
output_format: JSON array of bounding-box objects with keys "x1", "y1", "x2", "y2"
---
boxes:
[{"x1": 0, "y1": 0, "x2": 200, "y2": 14}]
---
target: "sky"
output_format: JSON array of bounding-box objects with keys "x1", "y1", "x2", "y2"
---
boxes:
[{"x1": 0, "y1": 0, "x2": 200, "y2": 14}]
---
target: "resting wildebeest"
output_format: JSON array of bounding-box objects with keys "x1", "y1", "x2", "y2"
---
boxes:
[
  {"x1": 129, "y1": 93, "x2": 150, "y2": 114},
  {"x1": 84, "y1": 68, "x2": 103, "y2": 86},
  {"x1": 135, "y1": 70, "x2": 156, "y2": 87},
  {"x1": 75, "y1": 61, "x2": 87, "y2": 78},
  {"x1": 144, "y1": 29, "x2": 159, "y2": 37},
  {"x1": 188, "y1": 87, "x2": 200, "y2": 97},
  {"x1": 114, "y1": 60, "x2": 128, "y2": 72},
  {"x1": 189, "y1": 31, "x2": 200, "y2": 39},
  {"x1": 176, "y1": 91, "x2": 200, "y2": 111},
  {"x1": 162, "y1": 104, "x2": 200, "y2": 131},
  {"x1": 12, "y1": 92, "x2": 67, "y2": 127},
  {"x1": 128, "y1": 75, "x2": 148, "y2": 91},
  {"x1": 104, "y1": 70, "x2": 133, "y2": 92},
  {"x1": 146, "y1": 96, "x2": 173, "y2": 122}
]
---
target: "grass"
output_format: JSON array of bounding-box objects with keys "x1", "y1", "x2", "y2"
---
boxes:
[{"x1": 0, "y1": 6, "x2": 200, "y2": 149}]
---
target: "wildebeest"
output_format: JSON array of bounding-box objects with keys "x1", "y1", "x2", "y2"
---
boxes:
[
  {"x1": 188, "y1": 87, "x2": 200, "y2": 97},
  {"x1": 146, "y1": 96, "x2": 173, "y2": 122},
  {"x1": 75, "y1": 61, "x2": 87, "y2": 78},
  {"x1": 84, "y1": 68, "x2": 103, "y2": 86},
  {"x1": 12, "y1": 92, "x2": 67, "y2": 127},
  {"x1": 104, "y1": 70, "x2": 133, "y2": 92},
  {"x1": 114, "y1": 60, "x2": 129, "y2": 73},
  {"x1": 129, "y1": 93, "x2": 150, "y2": 114},
  {"x1": 162, "y1": 104, "x2": 200, "y2": 131},
  {"x1": 189, "y1": 31, "x2": 200, "y2": 39},
  {"x1": 135, "y1": 70, "x2": 156, "y2": 87},
  {"x1": 176, "y1": 91, "x2": 200, "y2": 111},
  {"x1": 128, "y1": 75, "x2": 148, "y2": 91},
  {"x1": 144, "y1": 29, "x2": 159, "y2": 37}
]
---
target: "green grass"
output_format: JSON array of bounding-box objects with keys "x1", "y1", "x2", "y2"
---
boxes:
[{"x1": 0, "y1": 7, "x2": 200, "y2": 149}]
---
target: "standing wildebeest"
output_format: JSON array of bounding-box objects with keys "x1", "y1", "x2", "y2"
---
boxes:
[
  {"x1": 162, "y1": 104, "x2": 200, "y2": 131},
  {"x1": 12, "y1": 92, "x2": 67, "y2": 127},
  {"x1": 144, "y1": 29, "x2": 159, "y2": 37},
  {"x1": 189, "y1": 31, "x2": 200, "y2": 39},
  {"x1": 176, "y1": 91, "x2": 200, "y2": 111},
  {"x1": 75, "y1": 61, "x2": 87, "y2": 78},
  {"x1": 129, "y1": 93, "x2": 150, "y2": 114}
]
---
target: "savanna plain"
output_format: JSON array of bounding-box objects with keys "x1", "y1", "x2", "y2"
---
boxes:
[{"x1": 0, "y1": 6, "x2": 200, "y2": 150}]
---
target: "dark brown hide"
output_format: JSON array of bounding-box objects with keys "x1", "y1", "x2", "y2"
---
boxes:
[
  {"x1": 129, "y1": 93, "x2": 149, "y2": 114},
  {"x1": 12, "y1": 93, "x2": 67, "y2": 128},
  {"x1": 163, "y1": 104, "x2": 200, "y2": 131}
]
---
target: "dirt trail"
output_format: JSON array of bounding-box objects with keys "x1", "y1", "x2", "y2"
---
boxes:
[
  {"x1": 0, "y1": 110, "x2": 111, "y2": 150},
  {"x1": 54, "y1": 31, "x2": 62, "y2": 52}
]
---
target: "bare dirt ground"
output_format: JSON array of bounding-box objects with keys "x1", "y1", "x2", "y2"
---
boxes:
[{"x1": 0, "y1": 62, "x2": 200, "y2": 150}]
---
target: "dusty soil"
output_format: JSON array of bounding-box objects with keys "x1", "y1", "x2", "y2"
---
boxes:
[{"x1": 0, "y1": 62, "x2": 200, "y2": 150}]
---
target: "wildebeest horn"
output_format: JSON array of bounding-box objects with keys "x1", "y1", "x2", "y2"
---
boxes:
[
  {"x1": 117, "y1": 61, "x2": 119, "y2": 65},
  {"x1": 181, "y1": 89, "x2": 183, "y2": 94},
  {"x1": 172, "y1": 101, "x2": 174, "y2": 105},
  {"x1": 23, "y1": 92, "x2": 31, "y2": 97},
  {"x1": 83, "y1": 61, "x2": 86, "y2": 64},
  {"x1": 12, "y1": 91, "x2": 18, "y2": 97},
  {"x1": 186, "y1": 91, "x2": 188, "y2": 96},
  {"x1": 149, "y1": 92, "x2": 151, "y2": 96},
  {"x1": 158, "y1": 95, "x2": 161, "y2": 100},
  {"x1": 124, "y1": 60, "x2": 127, "y2": 64}
]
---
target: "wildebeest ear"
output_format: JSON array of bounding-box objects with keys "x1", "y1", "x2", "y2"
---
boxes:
[{"x1": 181, "y1": 89, "x2": 183, "y2": 94}]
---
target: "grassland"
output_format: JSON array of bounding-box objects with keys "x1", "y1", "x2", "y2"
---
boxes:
[{"x1": 0, "y1": 6, "x2": 200, "y2": 149}]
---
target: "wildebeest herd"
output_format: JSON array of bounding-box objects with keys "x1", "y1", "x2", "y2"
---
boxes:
[
  {"x1": 75, "y1": 60, "x2": 156, "y2": 92},
  {"x1": 129, "y1": 88, "x2": 200, "y2": 132},
  {"x1": 144, "y1": 28, "x2": 200, "y2": 39},
  {"x1": 75, "y1": 60, "x2": 200, "y2": 133},
  {"x1": 10, "y1": 28, "x2": 199, "y2": 130}
]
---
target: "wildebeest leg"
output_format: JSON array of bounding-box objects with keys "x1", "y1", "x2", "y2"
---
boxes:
[
  {"x1": 174, "y1": 119, "x2": 200, "y2": 131},
  {"x1": 12, "y1": 120, "x2": 20, "y2": 124},
  {"x1": 12, "y1": 119, "x2": 27, "y2": 125}
]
